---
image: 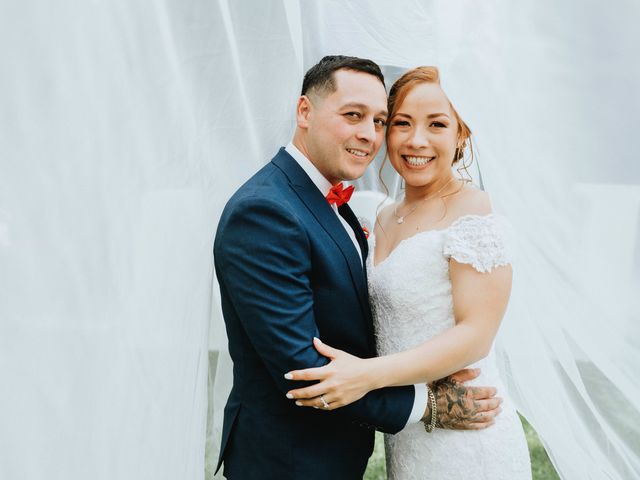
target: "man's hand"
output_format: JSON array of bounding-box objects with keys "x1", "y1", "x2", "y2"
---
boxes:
[{"x1": 423, "y1": 368, "x2": 503, "y2": 430}]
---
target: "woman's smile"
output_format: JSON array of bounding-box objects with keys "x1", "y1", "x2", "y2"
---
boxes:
[{"x1": 402, "y1": 155, "x2": 435, "y2": 168}]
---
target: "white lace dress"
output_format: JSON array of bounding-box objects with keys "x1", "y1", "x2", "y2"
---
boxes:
[{"x1": 368, "y1": 214, "x2": 531, "y2": 480}]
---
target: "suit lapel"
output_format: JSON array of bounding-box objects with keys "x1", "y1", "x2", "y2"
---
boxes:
[
  {"x1": 272, "y1": 150, "x2": 369, "y2": 315},
  {"x1": 338, "y1": 203, "x2": 375, "y2": 345},
  {"x1": 338, "y1": 203, "x2": 368, "y2": 262}
]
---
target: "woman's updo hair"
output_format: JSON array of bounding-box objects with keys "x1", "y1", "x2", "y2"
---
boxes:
[{"x1": 387, "y1": 66, "x2": 472, "y2": 166}]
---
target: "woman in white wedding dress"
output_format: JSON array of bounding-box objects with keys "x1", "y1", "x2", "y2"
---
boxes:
[{"x1": 287, "y1": 67, "x2": 531, "y2": 479}]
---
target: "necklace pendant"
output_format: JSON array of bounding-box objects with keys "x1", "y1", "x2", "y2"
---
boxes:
[{"x1": 396, "y1": 217, "x2": 404, "y2": 224}]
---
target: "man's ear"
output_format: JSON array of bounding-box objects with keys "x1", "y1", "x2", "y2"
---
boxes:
[{"x1": 296, "y1": 95, "x2": 313, "y2": 128}]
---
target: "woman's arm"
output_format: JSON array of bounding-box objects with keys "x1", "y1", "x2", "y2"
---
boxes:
[
  {"x1": 371, "y1": 259, "x2": 511, "y2": 388},
  {"x1": 285, "y1": 259, "x2": 511, "y2": 408}
]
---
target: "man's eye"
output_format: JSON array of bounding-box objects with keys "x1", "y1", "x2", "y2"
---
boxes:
[
  {"x1": 345, "y1": 112, "x2": 361, "y2": 119},
  {"x1": 374, "y1": 118, "x2": 387, "y2": 127}
]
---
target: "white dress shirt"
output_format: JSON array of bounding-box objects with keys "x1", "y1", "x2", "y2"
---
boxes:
[
  {"x1": 284, "y1": 142, "x2": 427, "y2": 427},
  {"x1": 284, "y1": 143, "x2": 362, "y2": 263}
]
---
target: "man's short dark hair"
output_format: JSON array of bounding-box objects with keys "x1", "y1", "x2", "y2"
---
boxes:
[{"x1": 301, "y1": 55, "x2": 385, "y2": 98}]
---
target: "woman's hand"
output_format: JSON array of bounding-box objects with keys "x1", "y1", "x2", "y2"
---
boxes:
[{"x1": 284, "y1": 337, "x2": 377, "y2": 410}]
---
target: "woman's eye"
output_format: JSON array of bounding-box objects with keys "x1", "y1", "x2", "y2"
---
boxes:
[
  {"x1": 392, "y1": 120, "x2": 410, "y2": 127},
  {"x1": 430, "y1": 121, "x2": 446, "y2": 128}
]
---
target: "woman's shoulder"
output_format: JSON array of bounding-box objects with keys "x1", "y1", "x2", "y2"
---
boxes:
[
  {"x1": 445, "y1": 183, "x2": 507, "y2": 234},
  {"x1": 443, "y1": 185, "x2": 512, "y2": 272},
  {"x1": 448, "y1": 182, "x2": 492, "y2": 218}
]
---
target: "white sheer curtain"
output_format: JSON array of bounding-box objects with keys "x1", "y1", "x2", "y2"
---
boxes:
[
  {"x1": 2, "y1": 1, "x2": 638, "y2": 479},
  {"x1": 1, "y1": 1, "x2": 220, "y2": 479}
]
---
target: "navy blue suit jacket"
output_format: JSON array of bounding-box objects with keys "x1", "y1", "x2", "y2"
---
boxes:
[{"x1": 214, "y1": 148, "x2": 414, "y2": 479}]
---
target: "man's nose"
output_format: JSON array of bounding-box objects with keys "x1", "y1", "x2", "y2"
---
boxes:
[{"x1": 356, "y1": 120, "x2": 377, "y2": 143}]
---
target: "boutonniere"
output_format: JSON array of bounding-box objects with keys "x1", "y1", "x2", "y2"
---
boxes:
[{"x1": 357, "y1": 217, "x2": 371, "y2": 239}]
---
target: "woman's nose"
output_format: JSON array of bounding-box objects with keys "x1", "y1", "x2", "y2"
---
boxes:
[{"x1": 407, "y1": 128, "x2": 430, "y2": 148}]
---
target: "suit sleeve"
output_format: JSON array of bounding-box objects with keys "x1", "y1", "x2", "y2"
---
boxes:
[{"x1": 214, "y1": 196, "x2": 414, "y2": 433}]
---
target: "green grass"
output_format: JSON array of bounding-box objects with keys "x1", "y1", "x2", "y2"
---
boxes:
[
  {"x1": 364, "y1": 415, "x2": 559, "y2": 479},
  {"x1": 521, "y1": 416, "x2": 560, "y2": 480},
  {"x1": 364, "y1": 432, "x2": 387, "y2": 480}
]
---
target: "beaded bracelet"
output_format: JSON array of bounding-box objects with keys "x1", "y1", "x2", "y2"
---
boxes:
[{"x1": 423, "y1": 386, "x2": 437, "y2": 433}]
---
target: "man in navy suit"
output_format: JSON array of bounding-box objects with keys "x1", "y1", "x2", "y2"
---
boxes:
[{"x1": 214, "y1": 56, "x2": 500, "y2": 479}]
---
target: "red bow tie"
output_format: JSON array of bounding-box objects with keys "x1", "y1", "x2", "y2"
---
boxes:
[{"x1": 326, "y1": 182, "x2": 354, "y2": 207}]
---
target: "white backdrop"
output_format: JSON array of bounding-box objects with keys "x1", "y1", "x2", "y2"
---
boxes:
[{"x1": 1, "y1": 1, "x2": 638, "y2": 479}]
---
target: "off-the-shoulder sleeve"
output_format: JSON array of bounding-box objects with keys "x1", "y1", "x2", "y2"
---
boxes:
[{"x1": 443, "y1": 214, "x2": 512, "y2": 273}]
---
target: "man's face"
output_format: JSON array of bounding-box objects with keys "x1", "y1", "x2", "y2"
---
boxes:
[{"x1": 298, "y1": 69, "x2": 388, "y2": 185}]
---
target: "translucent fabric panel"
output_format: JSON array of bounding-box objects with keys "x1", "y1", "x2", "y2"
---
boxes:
[{"x1": 1, "y1": 1, "x2": 221, "y2": 479}]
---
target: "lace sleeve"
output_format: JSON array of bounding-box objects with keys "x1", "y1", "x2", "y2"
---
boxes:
[{"x1": 443, "y1": 214, "x2": 512, "y2": 273}]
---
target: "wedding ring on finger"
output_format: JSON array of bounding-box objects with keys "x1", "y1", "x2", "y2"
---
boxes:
[{"x1": 320, "y1": 395, "x2": 330, "y2": 409}]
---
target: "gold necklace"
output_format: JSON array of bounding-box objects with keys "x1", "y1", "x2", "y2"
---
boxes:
[{"x1": 393, "y1": 177, "x2": 455, "y2": 224}]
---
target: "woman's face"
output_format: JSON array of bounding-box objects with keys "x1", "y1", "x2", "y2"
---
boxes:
[{"x1": 387, "y1": 82, "x2": 459, "y2": 188}]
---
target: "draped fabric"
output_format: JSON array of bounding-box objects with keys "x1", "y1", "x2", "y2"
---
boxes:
[{"x1": 1, "y1": 1, "x2": 638, "y2": 479}]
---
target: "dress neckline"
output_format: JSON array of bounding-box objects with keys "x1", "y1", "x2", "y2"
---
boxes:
[{"x1": 371, "y1": 213, "x2": 496, "y2": 269}]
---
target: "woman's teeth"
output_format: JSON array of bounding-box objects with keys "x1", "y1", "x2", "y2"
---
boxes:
[
  {"x1": 404, "y1": 156, "x2": 433, "y2": 166},
  {"x1": 347, "y1": 148, "x2": 367, "y2": 157}
]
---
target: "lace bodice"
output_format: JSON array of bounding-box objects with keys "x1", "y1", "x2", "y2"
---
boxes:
[
  {"x1": 369, "y1": 214, "x2": 511, "y2": 356},
  {"x1": 367, "y1": 214, "x2": 531, "y2": 480}
]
